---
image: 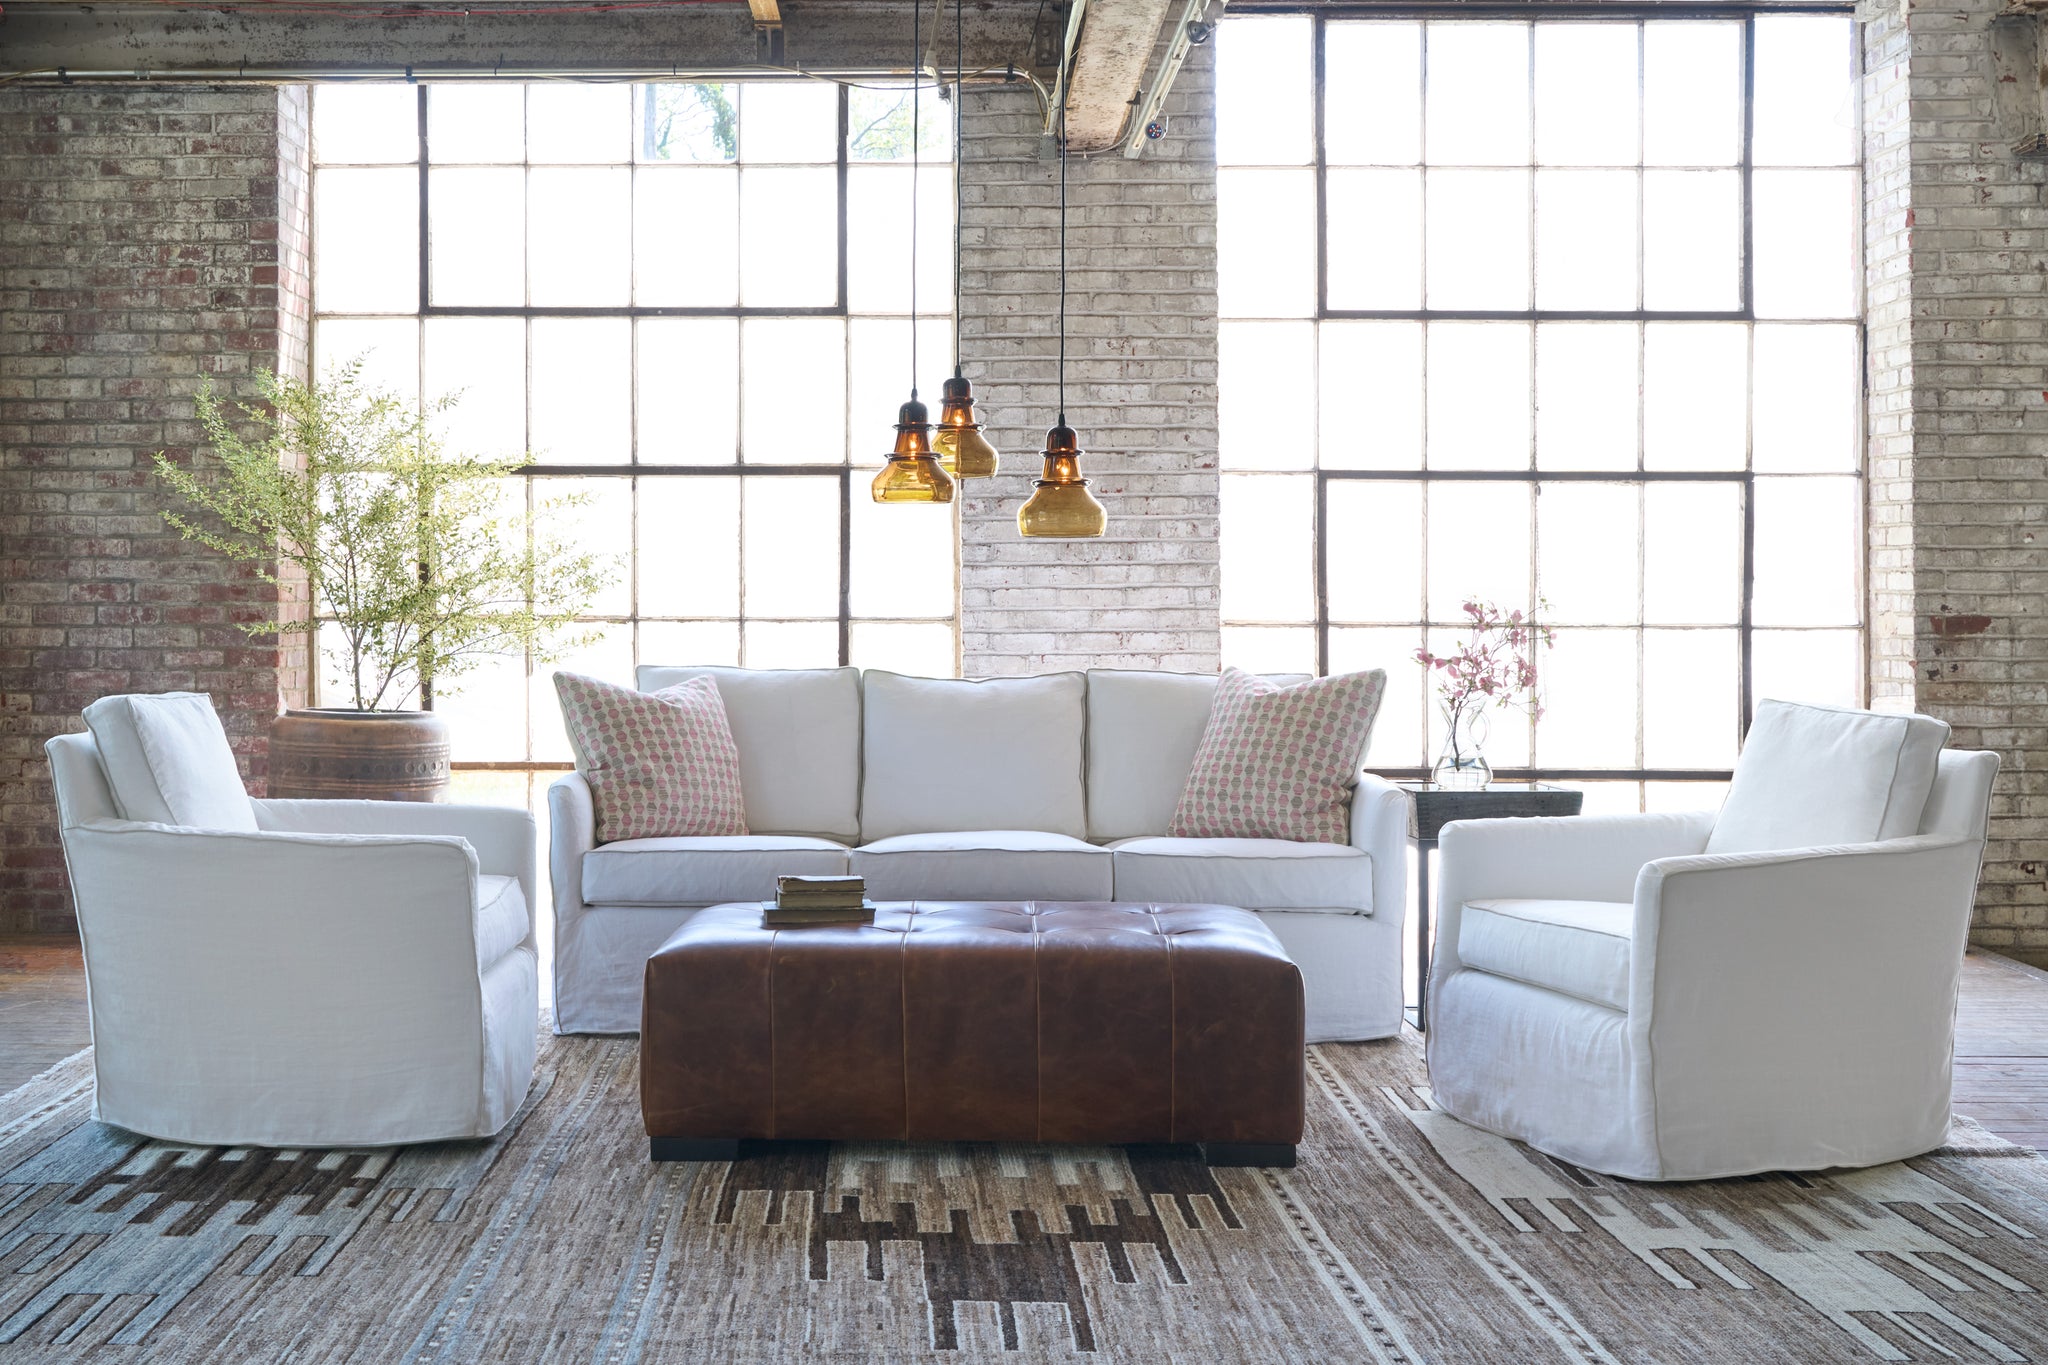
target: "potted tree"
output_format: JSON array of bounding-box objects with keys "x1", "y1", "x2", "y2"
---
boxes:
[{"x1": 154, "y1": 360, "x2": 613, "y2": 800}]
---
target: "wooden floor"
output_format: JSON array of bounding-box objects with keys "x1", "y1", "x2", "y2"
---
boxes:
[{"x1": 4, "y1": 935, "x2": 2047, "y2": 1150}]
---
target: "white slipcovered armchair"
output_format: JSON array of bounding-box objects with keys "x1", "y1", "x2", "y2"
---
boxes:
[
  {"x1": 1427, "y1": 700, "x2": 1999, "y2": 1181},
  {"x1": 46, "y1": 692, "x2": 538, "y2": 1148}
]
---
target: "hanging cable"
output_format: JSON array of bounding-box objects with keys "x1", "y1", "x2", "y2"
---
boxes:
[
  {"x1": 954, "y1": 0, "x2": 965, "y2": 379},
  {"x1": 1057, "y1": 25, "x2": 1067, "y2": 428},
  {"x1": 910, "y1": 0, "x2": 920, "y2": 401}
]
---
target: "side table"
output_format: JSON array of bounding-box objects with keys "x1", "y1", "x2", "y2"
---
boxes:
[{"x1": 1400, "y1": 782, "x2": 1584, "y2": 1032}]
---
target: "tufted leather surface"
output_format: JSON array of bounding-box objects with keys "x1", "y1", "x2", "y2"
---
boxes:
[{"x1": 641, "y1": 901, "x2": 1305, "y2": 1148}]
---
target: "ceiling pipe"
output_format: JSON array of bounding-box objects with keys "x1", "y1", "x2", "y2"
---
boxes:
[{"x1": 1121, "y1": 0, "x2": 1225, "y2": 158}]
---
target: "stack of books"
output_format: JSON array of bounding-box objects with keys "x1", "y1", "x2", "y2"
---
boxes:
[{"x1": 764, "y1": 874, "x2": 874, "y2": 926}]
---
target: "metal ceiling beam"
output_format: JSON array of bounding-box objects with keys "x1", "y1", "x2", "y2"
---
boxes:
[{"x1": 1055, "y1": 0, "x2": 1176, "y2": 151}]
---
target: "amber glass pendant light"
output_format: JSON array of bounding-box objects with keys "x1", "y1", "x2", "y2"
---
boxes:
[
  {"x1": 933, "y1": 0, "x2": 998, "y2": 480},
  {"x1": 871, "y1": 0, "x2": 955, "y2": 506},
  {"x1": 1017, "y1": 60, "x2": 1106, "y2": 539}
]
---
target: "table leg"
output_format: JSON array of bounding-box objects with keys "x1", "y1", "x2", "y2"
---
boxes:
[{"x1": 1414, "y1": 839, "x2": 1434, "y2": 1033}]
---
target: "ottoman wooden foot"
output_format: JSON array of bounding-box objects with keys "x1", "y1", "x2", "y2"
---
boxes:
[
  {"x1": 1199, "y1": 1142, "x2": 1296, "y2": 1168},
  {"x1": 650, "y1": 1137, "x2": 739, "y2": 1163}
]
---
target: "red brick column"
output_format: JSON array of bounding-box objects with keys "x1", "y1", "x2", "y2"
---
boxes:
[{"x1": 0, "y1": 85, "x2": 312, "y2": 934}]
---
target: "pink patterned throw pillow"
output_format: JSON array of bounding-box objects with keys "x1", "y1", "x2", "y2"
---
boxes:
[
  {"x1": 1170, "y1": 667, "x2": 1388, "y2": 844},
  {"x1": 553, "y1": 672, "x2": 748, "y2": 844}
]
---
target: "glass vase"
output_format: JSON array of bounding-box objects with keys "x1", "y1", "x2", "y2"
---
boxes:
[{"x1": 1432, "y1": 698, "x2": 1493, "y2": 789}]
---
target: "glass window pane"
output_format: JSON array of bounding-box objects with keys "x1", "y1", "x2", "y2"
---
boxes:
[
  {"x1": 846, "y1": 86, "x2": 952, "y2": 163},
  {"x1": 1425, "y1": 23, "x2": 1530, "y2": 166},
  {"x1": 1328, "y1": 481, "x2": 1422, "y2": 623},
  {"x1": 1425, "y1": 170, "x2": 1531, "y2": 310},
  {"x1": 529, "y1": 167, "x2": 631, "y2": 306},
  {"x1": 315, "y1": 317, "x2": 418, "y2": 405},
  {"x1": 1557, "y1": 781, "x2": 1644, "y2": 816},
  {"x1": 641, "y1": 619, "x2": 741, "y2": 668},
  {"x1": 742, "y1": 318, "x2": 845, "y2": 464},
  {"x1": 739, "y1": 167, "x2": 838, "y2": 307},
  {"x1": 742, "y1": 478, "x2": 841, "y2": 617},
  {"x1": 1327, "y1": 169, "x2": 1422, "y2": 310},
  {"x1": 847, "y1": 165, "x2": 954, "y2": 314},
  {"x1": 1220, "y1": 625, "x2": 1317, "y2": 675},
  {"x1": 639, "y1": 318, "x2": 738, "y2": 465},
  {"x1": 1536, "y1": 323, "x2": 1637, "y2": 471},
  {"x1": 534, "y1": 628, "x2": 634, "y2": 762},
  {"x1": 315, "y1": 168, "x2": 418, "y2": 312},
  {"x1": 850, "y1": 482, "x2": 955, "y2": 619},
  {"x1": 429, "y1": 85, "x2": 523, "y2": 163},
  {"x1": 1330, "y1": 626, "x2": 1425, "y2": 766},
  {"x1": 1753, "y1": 628, "x2": 1862, "y2": 711},
  {"x1": 852, "y1": 622, "x2": 956, "y2": 677},
  {"x1": 1753, "y1": 475, "x2": 1861, "y2": 626},
  {"x1": 429, "y1": 168, "x2": 523, "y2": 307},
  {"x1": 1427, "y1": 322, "x2": 1531, "y2": 470},
  {"x1": 425, "y1": 317, "x2": 527, "y2": 460},
  {"x1": 638, "y1": 476, "x2": 740, "y2": 617},
  {"x1": 1221, "y1": 475, "x2": 1314, "y2": 622},
  {"x1": 1427, "y1": 481, "x2": 1531, "y2": 621},
  {"x1": 1753, "y1": 325, "x2": 1859, "y2": 472},
  {"x1": 437, "y1": 651, "x2": 527, "y2": 763},
  {"x1": 1216, "y1": 17, "x2": 1313, "y2": 166},
  {"x1": 639, "y1": 84, "x2": 738, "y2": 163},
  {"x1": 1320, "y1": 322, "x2": 1422, "y2": 470},
  {"x1": 1325, "y1": 23, "x2": 1421, "y2": 166},
  {"x1": 1643, "y1": 22, "x2": 1741, "y2": 166},
  {"x1": 1646, "y1": 780, "x2": 1727, "y2": 813},
  {"x1": 1754, "y1": 169, "x2": 1859, "y2": 319},
  {"x1": 544, "y1": 477, "x2": 632, "y2": 618},
  {"x1": 1753, "y1": 16, "x2": 1857, "y2": 167},
  {"x1": 1535, "y1": 628, "x2": 1636, "y2": 767},
  {"x1": 740, "y1": 83, "x2": 838, "y2": 163},
  {"x1": 531, "y1": 319, "x2": 631, "y2": 464},
  {"x1": 1220, "y1": 322, "x2": 1316, "y2": 470},
  {"x1": 1642, "y1": 169, "x2": 1740, "y2": 310},
  {"x1": 1537, "y1": 482, "x2": 1638, "y2": 625},
  {"x1": 1643, "y1": 323, "x2": 1745, "y2": 470},
  {"x1": 527, "y1": 84, "x2": 631, "y2": 163},
  {"x1": 1643, "y1": 481, "x2": 1740, "y2": 625},
  {"x1": 314, "y1": 85, "x2": 417, "y2": 164},
  {"x1": 1534, "y1": 24, "x2": 1638, "y2": 166},
  {"x1": 1217, "y1": 169, "x2": 1317, "y2": 318},
  {"x1": 1643, "y1": 628, "x2": 1738, "y2": 767},
  {"x1": 744, "y1": 620, "x2": 839, "y2": 669},
  {"x1": 635, "y1": 167, "x2": 738, "y2": 307},
  {"x1": 1535, "y1": 169, "x2": 1637, "y2": 310}
]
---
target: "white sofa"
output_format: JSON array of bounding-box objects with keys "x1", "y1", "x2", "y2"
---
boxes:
[
  {"x1": 549, "y1": 667, "x2": 1409, "y2": 1041},
  {"x1": 47, "y1": 693, "x2": 537, "y2": 1148}
]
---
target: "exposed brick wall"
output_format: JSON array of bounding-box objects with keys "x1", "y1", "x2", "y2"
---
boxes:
[
  {"x1": 0, "y1": 85, "x2": 312, "y2": 934},
  {"x1": 1864, "y1": 0, "x2": 2048, "y2": 965},
  {"x1": 956, "y1": 44, "x2": 1220, "y2": 676}
]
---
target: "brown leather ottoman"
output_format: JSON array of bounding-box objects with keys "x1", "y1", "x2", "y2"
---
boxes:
[{"x1": 641, "y1": 901, "x2": 1305, "y2": 1167}]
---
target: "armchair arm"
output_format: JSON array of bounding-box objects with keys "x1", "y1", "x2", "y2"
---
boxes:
[
  {"x1": 1352, "y1": 774, "x2": 1412, "y2": 931},
  {"x1": 253, "y1": 799, "x2": 536, "y2": 913},
  {"x1": 1630, "y1": 833, "x2": 1986, "y2": 1172},
  {"x1": 1433, "y1": 809, "x2": 1715, "y2": 980},
  {"x1": 547, "y1": 773, "x2": 596, "y2": 926}
]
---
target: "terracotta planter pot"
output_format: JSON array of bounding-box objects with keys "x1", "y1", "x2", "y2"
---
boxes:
[{"x1": 269, "y1": 709, "x2": 452, "y2": 802}]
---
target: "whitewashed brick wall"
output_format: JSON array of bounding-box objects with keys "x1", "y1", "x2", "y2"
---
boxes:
[{"x1": 955, "y1": 44, "x2": 1220, "y2": 676}]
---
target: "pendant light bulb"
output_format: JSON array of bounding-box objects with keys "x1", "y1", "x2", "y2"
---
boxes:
[
  {"x1": 873, "y1": 397, "x2": 956, "y2": 504},
  {"x1": 1017, "y1": 422, "x2": 1106, "y2": 537},
  {"x1": 934, "y1": 375, "x2": 999, "y2": 479}
]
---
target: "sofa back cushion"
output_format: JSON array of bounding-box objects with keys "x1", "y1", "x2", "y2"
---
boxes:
[
  {"x1": 81, "y1": 691, "x2": 257, "y2": 831},
  {"x1": 1705, "y1": 699, "x2": 1950, "y2": 855},
  {"x1": 638, "y1": 665, "x2": 861, "y2": 842},
  {"x1": 1085, "y1": 669, "x2": 1309, "y2": 841},
  {"x1": 859, "y1": 671, "x2": 1087, "y2": 841}
]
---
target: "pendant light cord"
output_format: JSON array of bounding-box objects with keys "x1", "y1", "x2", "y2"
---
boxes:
[
  {"x1": 1057, "y1": 27, "x2": 1067, "y2": 429},
  {"x1": 910, "y1": 0, "x2": 920, "y2": 401},
  {"x1": 953, "y1": 0, "x2": 964, "y2": 379}
]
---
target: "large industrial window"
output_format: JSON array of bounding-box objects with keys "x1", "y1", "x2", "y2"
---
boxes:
[
  {"x1": 1215, "y1": 12, "x2": 1864, "y2": 813},
  {"x1": 308, "y1": 81, "x2": 959, "y2": 805}
]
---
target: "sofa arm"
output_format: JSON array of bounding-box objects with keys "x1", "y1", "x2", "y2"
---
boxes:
[
  {"x1": 547, "y1": 772, "x2": 596, "y2": 924},
  {"x1": 254, "y1": 798, "x2": 536, "y2": 915},
  {"x1": 1351, "y1": 774, "x2": 1411, "y2": 929}
]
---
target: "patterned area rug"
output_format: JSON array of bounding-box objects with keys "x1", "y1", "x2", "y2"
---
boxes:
[{"x1": 2, "y1": 1030, "x2": 2045, "y2": 1363}]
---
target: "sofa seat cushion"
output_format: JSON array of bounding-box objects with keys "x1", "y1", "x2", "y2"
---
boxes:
[
  {"x1": 1459, "y1": 898, "x2": 1632, "y2": 1012},
  {"x1": 851, "y1": 831, "x2": 1112, "y2": 902},
  {"x1": 583, "y1": 835, "x2": 850, "y2": 907},
  {"x1": 475, "y1": 875, "x2": 530, "y2": 968},
  {"x1": 1109, "y1": 837, "x2": 1372, "y2": 914}
]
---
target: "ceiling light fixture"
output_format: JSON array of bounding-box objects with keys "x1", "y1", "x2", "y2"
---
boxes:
[
  {"x1": 933, "y1": 0, "x2": 998, "y2": 481},
  {"x1": 1017, "y1": 32, "x2": 1106, "y2": 540},
  {"x1": 872, "y1": 0, "x2": 956, "y2": 506}
]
